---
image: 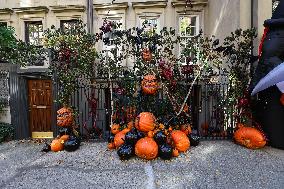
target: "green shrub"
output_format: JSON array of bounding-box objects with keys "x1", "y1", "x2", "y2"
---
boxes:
[{"x1": 0, "y1": 122, "x2": 14, "y2": 143}]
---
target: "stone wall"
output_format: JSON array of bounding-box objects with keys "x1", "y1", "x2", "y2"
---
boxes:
[{"x1": 0, "y1": 0, "x2": 273, "y2": 42}]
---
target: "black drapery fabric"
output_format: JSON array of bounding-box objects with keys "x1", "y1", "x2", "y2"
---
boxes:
[{"x1": 252, "y1": 86, "x2": 284, "y2": 149}]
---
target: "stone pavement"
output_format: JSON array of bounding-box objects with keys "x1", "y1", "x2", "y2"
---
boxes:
[{"x1": 0, "y1": 140, "x2": 283, "y2": 189}]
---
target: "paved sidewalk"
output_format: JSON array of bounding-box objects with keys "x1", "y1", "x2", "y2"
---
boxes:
[{"x1": 0, "y1": 140, "x2": 283, "y2": 189}]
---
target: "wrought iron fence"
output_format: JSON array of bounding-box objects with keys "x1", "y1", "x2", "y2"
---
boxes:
[
  {"x1": 53, "y1": 77, "x2": 235, "y2": 141},
  {"x1": 198, "y1": 82, "x2": 234, "y2": 139}
]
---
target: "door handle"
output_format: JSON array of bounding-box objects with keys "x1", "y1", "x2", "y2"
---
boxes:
[{"x1": 37, "y1": 106, "x2": 47, "y2": 109}]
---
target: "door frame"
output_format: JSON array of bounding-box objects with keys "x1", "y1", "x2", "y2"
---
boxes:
[{"x1": 10, "y1": 70, "x2": 58, "y2": 139}]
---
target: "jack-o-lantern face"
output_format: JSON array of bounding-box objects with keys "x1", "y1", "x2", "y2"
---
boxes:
[
  {"x1": 57, "y1": 107, "x2": 74, "y2": 127},
  {"x1": 142, "y1": 49, "x2": 152, "y2": 62},
  {"x1": 141, "y1": 75, "x2": 159, "y2": 95}
]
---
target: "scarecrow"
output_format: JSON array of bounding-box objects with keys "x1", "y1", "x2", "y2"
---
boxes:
[{"x1": 251, "y1": 0, "x2": 284, "y2": 149}]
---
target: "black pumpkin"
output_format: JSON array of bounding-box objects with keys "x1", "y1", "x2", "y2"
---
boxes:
[
  {"x1": 124, "y1": 130, "x2": 138, "y2": 145},
  {"x1": 41, "y1": 143, "x2": 51, "y2": 152},
  {"x1": 136, "y1": 129, "x2": 145, "y2": 140},
  {"x1": 59, "y1": 127, "x2": 72, "y2": 136},
  {"x1": 189, "y1": 134, "x2": 200, "y2": 147},
  {"x1": 154, "y1": 131, "x2": 167, "y2": 145},
  {"x1": 64, "y1": 136, "x2": 80, "y2": 152},
  {"x1": 158, "y1": 144, "x2": 173, "y2": 160},
  {"x1": 117, "y1": 144, "x2": 134, "y2": 160}
]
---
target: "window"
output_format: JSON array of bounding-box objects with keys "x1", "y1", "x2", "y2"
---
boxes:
[
  {"x1": 0, "y1": 22, "x2": 7, "y2": 27},
  {"x1": 139, "y1": 14, "x2": 160, "y2": 33},
  {"x1": 60, "y1": 19, "x2": 79, "y2": 32},
  {"x1": 25, "y1": 21, "x2": 43, "y2": 46},
  {"x1": 178, "y1": 15, "x2": 199, "y2": 64},
  {"x1": 24, "y1": 21, "x2": 45, "y2": 66}
]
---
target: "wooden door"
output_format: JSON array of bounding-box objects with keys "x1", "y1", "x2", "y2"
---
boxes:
[{"x1": 28, "y1": 80, "x2": 53, "y2": 135}]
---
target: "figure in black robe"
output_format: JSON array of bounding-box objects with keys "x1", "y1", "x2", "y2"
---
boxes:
[{"x1": 251, "y1": 0, "x2": 284, "y2": 149}]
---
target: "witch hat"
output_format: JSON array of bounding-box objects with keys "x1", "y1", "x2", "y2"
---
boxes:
[{"x1": 251, "y1": 0, "x2": 284, "y2": 95}]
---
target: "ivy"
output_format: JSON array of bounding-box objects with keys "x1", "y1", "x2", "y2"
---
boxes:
[
  {"x1": 0, "y1": 26, "x2": 44, "y2": 66},
  {"x1": 43, "y1": 21, "x2": 98, "y2": 105},
  {"x1": 0, "y1": 122, "x2": 14, "y2": 143}
]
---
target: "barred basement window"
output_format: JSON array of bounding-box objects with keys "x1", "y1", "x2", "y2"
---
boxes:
[
  {"x1": 25, "y1": 21, "x2": 43, "y2": 46},
  {"x1": 60, "y1": 19, "x2": 79, "y2": 32}
]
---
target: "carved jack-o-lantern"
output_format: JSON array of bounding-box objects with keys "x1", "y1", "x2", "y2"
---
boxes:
[
  {"x1": 142, "y1": 49, "x2": 152, "y2": 62},
  {"x1": 57, "y1": 107, "x2": 74, "y2": 127},
  {"x1": 141, "y1": 75, "x2": 159, "y2": 95}
]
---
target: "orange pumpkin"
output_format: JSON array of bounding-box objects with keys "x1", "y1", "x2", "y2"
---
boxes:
[
  {"x1": 201, "y1": 122, "x2": 209, "y2": 130},
  {"x1": 135, "y1": 137, "x2": 158, "y2": 160},
  {"x1": 107, "y1": 142, "x2": 115, "y2": 150},
  {"x1": 141, "y1": 75, "x2": 159, "y2": 95},
  {"x1": 126, "y1": 106, "x2": 136, "y2": 121},
  {"x1": 51, "y1": 139, "x2": 64, "y2": 152},
  {"x1": 142, "y1": 48, "x2": 152, "y2": 62},
  {"x1": 183, "y1": 104, "x2": 189, "y2": 113},
  {"x1": 114, "y1": 129, "x2": 129, "y2": 148},
  {"x1": 57, "y1": 107, "x2": 74, "y2": 127},
  {"x1": 201, "y1": 122, "x2": 209, "y2": 135},
  {"x1": 236, "y1": 123, "x2": 245, "y2": 130},
  {"x1": 171, "y1": 130, "x2": 190, "y2": 152},
  {"x1": 135, "y1": 112, "x2": 156, "y2": 132},
  {"x1": 233, "y1": 127, "x2": 266, "y2": 149},
  {"x1": 180, "y1": 124, "x2": 192, "y2": 135},
  {"x1": 60, "y1": 135, "x2": 69, "y2": 142},
  {"x1": 147, "y1": 131, "x2": 155, "y2": 138},
  {"x1": 159, "y1": 123, "x2": 165, "y2": 130},
  {"x1": 172, "y1": 148, "x2": 179, "y2": 157},
  {"x1": 122, "y1": 128, "x2": 131, "y2": 133},
  {"x1": 127, "y1": 121, "x2": 134, "y2": 129},
  {"x1": 111, "y1": 124, "x2": 120, "y2": 135}
]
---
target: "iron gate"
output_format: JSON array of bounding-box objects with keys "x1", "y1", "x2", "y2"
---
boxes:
[{"x1": 53, "y1": 78, "x2": 235, "y2": 140}]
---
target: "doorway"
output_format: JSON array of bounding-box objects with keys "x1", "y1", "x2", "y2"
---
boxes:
[{"x1": 28, "y1": 79, "x2": 53, "y2": 138}]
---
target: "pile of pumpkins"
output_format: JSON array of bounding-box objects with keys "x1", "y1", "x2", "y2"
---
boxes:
[
  {"x1": 41, "y1": 107, "x2": 81, "y2": 153},
  {"x1": 108, "y1": 112, "x2": 200, "y2": 160}
]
